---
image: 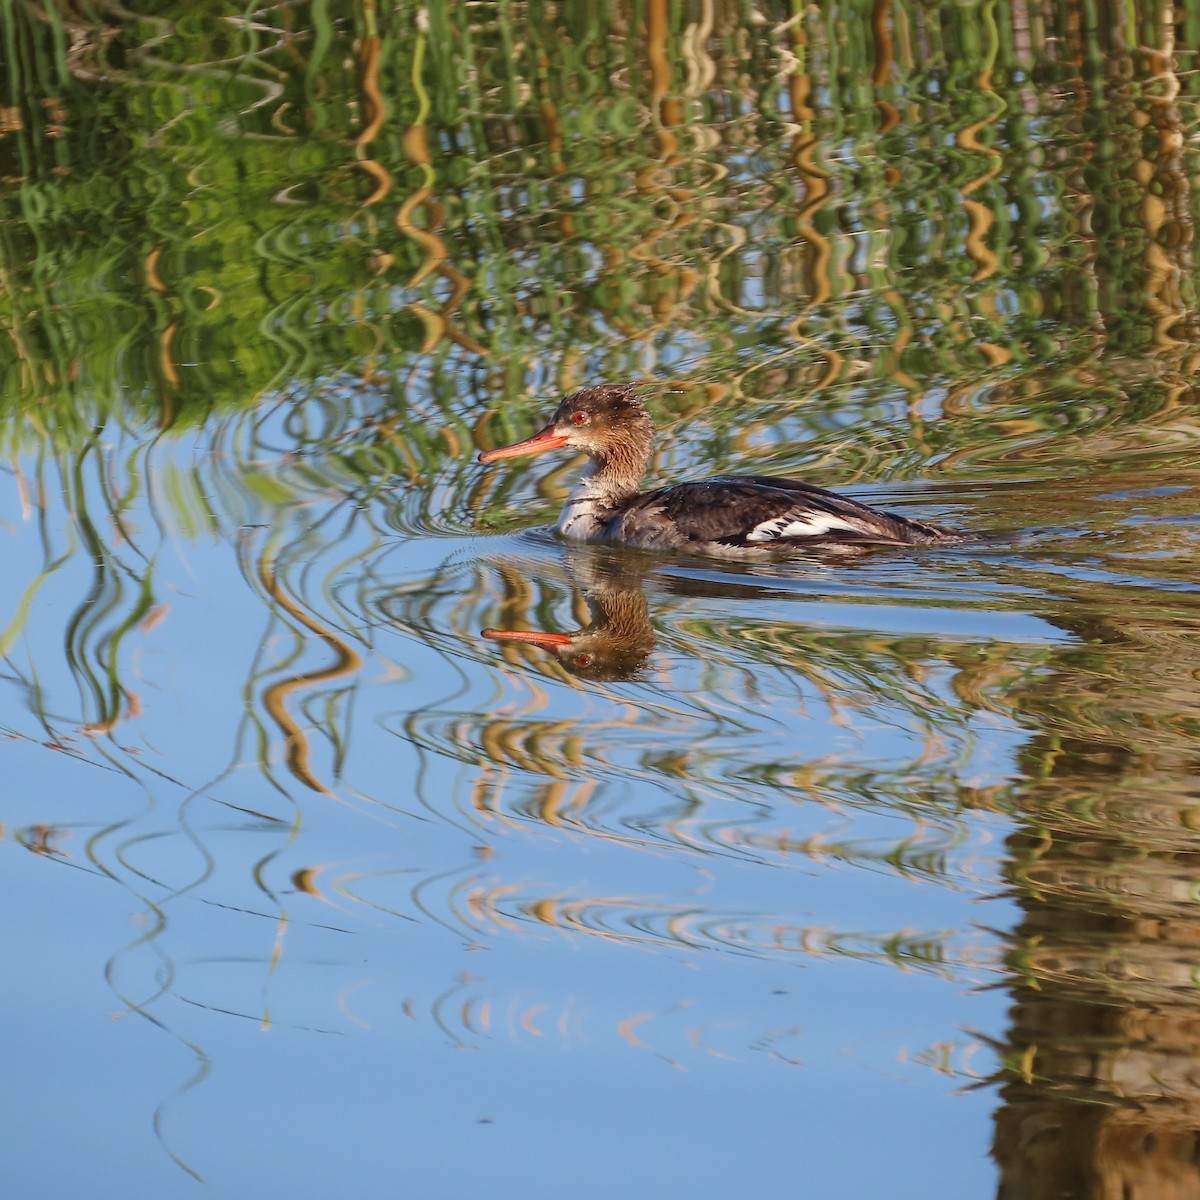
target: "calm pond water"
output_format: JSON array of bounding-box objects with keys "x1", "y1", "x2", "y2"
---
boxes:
[{"x1": 4, "y1": 2, "x2": 1200, "y2": 1196}]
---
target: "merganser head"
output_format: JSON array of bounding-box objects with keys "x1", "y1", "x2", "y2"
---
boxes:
[{"x1": 477, "y1": 384, "x2": 654, "y2": 466}]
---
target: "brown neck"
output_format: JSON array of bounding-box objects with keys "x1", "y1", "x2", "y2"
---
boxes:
[
  {"x1": 583, "y1": 430, "x2": 653, "y2": 506},
  {"x1": 557, "y1": 423, "x2": 655, "y2": 541}
]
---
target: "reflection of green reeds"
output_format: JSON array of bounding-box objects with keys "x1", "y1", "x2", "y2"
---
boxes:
[{"x1": 1, "y1": 0, "x2": 1196, "y2": 452}]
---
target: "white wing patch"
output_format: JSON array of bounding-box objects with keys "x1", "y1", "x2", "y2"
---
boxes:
[{"x1": 745, "y1": 512, "x2": 863, "y2": 542}]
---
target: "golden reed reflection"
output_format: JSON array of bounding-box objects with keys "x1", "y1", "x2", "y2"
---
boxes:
[
  {"x1": 257, "y1": 546, "x2": 362, "y2": 796},
  {"x1": 986, "y1": 551, "x2": 1200, "y2": 1196}
]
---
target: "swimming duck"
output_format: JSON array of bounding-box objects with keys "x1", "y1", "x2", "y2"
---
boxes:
[{"x1": 477, "y1": 384, "x2": 965, "y2": 556}]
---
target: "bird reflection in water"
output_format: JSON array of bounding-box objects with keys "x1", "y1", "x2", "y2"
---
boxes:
[
  {"x1": 482, "y1": 547, "x2": 657, "y2": 681},
  {"x1": 480, "y1": 543, "x2": 819, "y2": 682}
]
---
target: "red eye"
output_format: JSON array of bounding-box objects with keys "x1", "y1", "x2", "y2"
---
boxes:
[
  {"x1": 571, "y1": 411, "x2": 589, "y2": 425},
  {"x1": 575, "y1": 653, "x2": 593, "y2": 667}
]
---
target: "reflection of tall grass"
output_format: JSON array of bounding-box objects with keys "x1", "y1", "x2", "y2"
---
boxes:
[
  {"x1": 3, "y1": 1, "x2": 1199, "y2": 473},
  {"x1": 0, "y1": 430, "x2": 226, "y2": 1179},
  {"x1": 986, "y1": 539, "x2": 1200, "y2": 1185}
]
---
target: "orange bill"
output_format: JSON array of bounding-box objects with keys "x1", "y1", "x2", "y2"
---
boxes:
[
  {"x1": 478, "y1": 425, "x2": 570, "y2": 463},
  {"x1": 482, "y1": 627, "x2": 573, "y2": 650}
]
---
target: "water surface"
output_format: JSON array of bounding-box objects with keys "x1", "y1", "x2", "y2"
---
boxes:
[{"x1": 3, "y1": 3, "x2": 1200, "y2": 1196}]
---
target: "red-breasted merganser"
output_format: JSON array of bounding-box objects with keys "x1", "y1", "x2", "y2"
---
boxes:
[{"x1": 478, "y1": 384, "x2": 965, "y2": 555}]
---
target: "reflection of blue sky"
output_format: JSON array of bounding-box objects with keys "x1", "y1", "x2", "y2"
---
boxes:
[
  {"x1": 12, "y1": 845, "x2": 1008, "y2": 1197},
  {"x1": 0, "y1": 413, "x2": 1028, "y2": 1193}
]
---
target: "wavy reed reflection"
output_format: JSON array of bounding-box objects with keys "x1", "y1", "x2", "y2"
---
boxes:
[
  {"x1": 964, "y1": 495, "x2": 1200, "y2": 1196},
  {"x1": 4, "y1": 0, "x2": 1200, "y2": 468},
  {"x1": 17, "y1": 407, "x2": 1195, "y2": 1059}
]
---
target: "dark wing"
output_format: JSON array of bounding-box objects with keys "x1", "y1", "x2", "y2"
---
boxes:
[{"x1": 615, "y1": 476, "x2": 955, "y2": 548}]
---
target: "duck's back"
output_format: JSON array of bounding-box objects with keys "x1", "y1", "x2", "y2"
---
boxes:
[{"x1": 604, "y1": 475, "x2": 961, "y2": 554}]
